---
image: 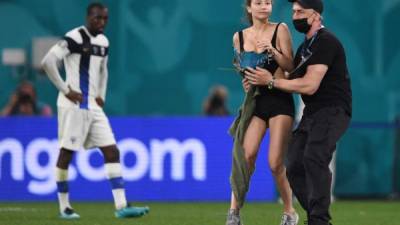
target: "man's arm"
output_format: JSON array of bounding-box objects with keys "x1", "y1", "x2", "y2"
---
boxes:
[
  {"x1": 245, "y1": 64, "x2": 328, "y2": 95},
  {"x1": 0, "y1": 93, "x2": 18, "y2": 116},
  {"x1": 41, "y1": 40, "x2": 70, "y2": 95},
  {"x1": 274, "y1": 64, "x2": 328, "y2": 95},
  {"x1": 41, "y1": 39, "x2": 83, "y2": 104},
  {"x1": 246, "y1": 34, "x2": 336, "y2": 95},
  {"x1": 96, "y1": 56, "x2": 108, "y2": 107}
]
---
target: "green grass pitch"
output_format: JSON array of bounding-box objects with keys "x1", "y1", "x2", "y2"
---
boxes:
[{"x1": 0, "y1": 201, "x2": 398, "y2": 225}]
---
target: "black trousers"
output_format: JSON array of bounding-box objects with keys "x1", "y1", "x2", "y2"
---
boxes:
[{"x1": 286, "y1": 107, "x2": 350, "y2": 225}]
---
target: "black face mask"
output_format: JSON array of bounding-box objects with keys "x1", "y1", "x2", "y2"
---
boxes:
[{"x1": 293, "y1": 18, "x2": 311, "y2": 33}]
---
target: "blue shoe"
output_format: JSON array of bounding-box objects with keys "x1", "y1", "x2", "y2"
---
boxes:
[
  {"x1": 60, "y1": 207, "x2": 80, "y2": 219},
  {"x1": 115, "y1": 204, "x2": 150, "y2": 218}
]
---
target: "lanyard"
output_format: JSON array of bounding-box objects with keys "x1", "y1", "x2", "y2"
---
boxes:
[{"x1": 301, "y1": 31, "x2": 318, "y2": 62}]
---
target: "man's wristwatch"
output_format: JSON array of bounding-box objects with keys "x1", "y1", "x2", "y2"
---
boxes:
[{"x1": 267, "y1": 77, "x2": 275, "y2": 90}]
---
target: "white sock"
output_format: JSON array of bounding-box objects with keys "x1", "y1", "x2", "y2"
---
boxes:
[
  {"x1": 55, "y1": 168, "x2": 71, "y2": 213},
  {"x1": 105, "y1": 163, "x2": 128, "y2": 210},
  {"x1": 112, "y1": 189, "x2": 128, "y2": 210}
]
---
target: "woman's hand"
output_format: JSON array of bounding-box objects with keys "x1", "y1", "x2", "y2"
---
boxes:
[
  {"x1": 242, "y1": 78, "x2": 251, "y2": 93},
  {"x1": 256, "y1": 39, "x2": 275, "y2": 55}
]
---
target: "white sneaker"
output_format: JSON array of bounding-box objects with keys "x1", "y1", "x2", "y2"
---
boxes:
[
  {"x1": 280, "y1": 212, "x2": 299, "y2": 225},
  {"x1": 59, "y1": 207, "x2": 80, "y2": 220},
  {"x1": 226, "y1": 209, "x2": 242, "y2": 225}
]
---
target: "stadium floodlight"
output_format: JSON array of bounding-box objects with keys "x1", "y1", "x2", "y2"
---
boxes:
[
  {"x1": 2, "y1": 48, "x2": 26, "y2": 66},
  {"x1": 2, "y1": 48, "x2": 28, "y2": 78},
  {"x1": 32, "y1": 37, "x2": 60, "y2": 70}
]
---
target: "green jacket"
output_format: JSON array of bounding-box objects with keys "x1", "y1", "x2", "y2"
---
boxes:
[{"x1": 228, "y1": 86, "x2": 260, "y2": 208}]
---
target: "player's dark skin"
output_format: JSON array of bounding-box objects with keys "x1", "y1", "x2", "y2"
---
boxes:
[{"x1": 57, "y1": 6, "x2": 119, "y2": 169}]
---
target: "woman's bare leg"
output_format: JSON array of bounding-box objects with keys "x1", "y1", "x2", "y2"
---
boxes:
[
  {"x1": 230, "y1": 116, "x2": 267, "y2": 210},
  {"x1": 268, "y1": 115, "x2": 295, "y2": 214}
]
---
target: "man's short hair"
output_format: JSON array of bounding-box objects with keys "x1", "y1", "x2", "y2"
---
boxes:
[
  {"x1": 87, "y1": 2, "x2": 106, "y2": 16},
  {"x1": 288, "y1": 0, "x2": 323, "y2": 14}
]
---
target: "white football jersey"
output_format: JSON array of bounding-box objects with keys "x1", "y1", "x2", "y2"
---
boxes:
[{"x1": 49, "y1": 26, "x2": 109, "y2": 110}]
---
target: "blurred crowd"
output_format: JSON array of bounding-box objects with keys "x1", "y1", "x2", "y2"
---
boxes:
[
  {"x1": 1, "y1": 82, "x2": 232, "y2": 117},
  {"x1": 203, "y1": 85, "x2": 230, "y2": 116},
  {"x1": 1, "y1": 81, "x2": 52, "y2": 116}
]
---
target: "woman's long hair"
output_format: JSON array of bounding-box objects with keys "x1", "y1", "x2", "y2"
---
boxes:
[{"x1": 244, "y1": 0, "x2": 253, "y2": 25}]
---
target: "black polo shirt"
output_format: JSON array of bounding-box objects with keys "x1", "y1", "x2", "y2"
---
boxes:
[{"x1": 291, "y1": 28, "x2": 352, "y2": 117}]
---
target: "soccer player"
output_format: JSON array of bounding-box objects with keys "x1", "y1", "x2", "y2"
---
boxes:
[{"x1": 41, "y1": 2, "x2": 149, "y2": 220}]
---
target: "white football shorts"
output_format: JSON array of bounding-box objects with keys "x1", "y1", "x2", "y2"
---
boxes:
[{"x1": 58, "y1": 107, "x2": 116, "y2": 150}]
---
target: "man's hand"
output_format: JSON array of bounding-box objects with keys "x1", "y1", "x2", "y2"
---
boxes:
[
  {"x1": 65, "y1": 87, "x2": 83, "y2": 104},
  {"x1": 95, "y1": 97, "x2": 105, "y2": 108},
  {"x1": 245, "y1": 67, "x2": 273, "y2": 86}
]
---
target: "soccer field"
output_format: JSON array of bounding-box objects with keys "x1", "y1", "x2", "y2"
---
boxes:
[{"x1": 0, "y1": 201, "x2": 398, "y2": 225}]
